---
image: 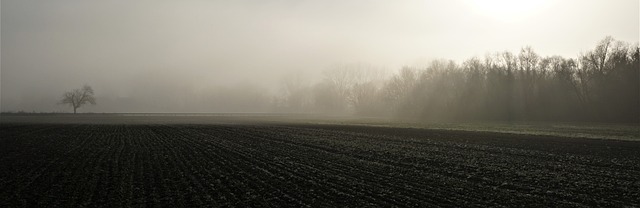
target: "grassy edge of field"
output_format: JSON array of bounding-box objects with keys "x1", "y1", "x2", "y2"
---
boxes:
[
  {"x1": 1, "y1": 113, "x2": 638, "y2": 141},
  {"x1": 260, "y1": 116, "x2": 640, "y2": 141}
]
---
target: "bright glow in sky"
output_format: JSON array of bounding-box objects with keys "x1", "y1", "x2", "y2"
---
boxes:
[
  {"x1": 1, "y1": 0, "x2": 638, "y2": 112},
  {"x1": 467, "y1": 0, "x2": 550, "y2": 22}
]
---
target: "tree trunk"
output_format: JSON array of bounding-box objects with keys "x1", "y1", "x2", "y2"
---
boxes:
[{"x1": 73, "y1": 107, "x2": 77, "y2": 114}]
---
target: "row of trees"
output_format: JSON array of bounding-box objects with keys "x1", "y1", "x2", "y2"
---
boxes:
[
  {"x1": 276, "y1": 37, "x2": 639, "y2": 123},
  {"x1": 273, "y1": 64, "x2": 389, "y2": 116}
]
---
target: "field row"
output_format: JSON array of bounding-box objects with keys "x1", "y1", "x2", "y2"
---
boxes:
[{"x1": 1, "y1": 123, "x2": 638, "y2": 207}]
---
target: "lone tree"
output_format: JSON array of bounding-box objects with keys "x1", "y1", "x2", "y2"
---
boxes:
[{"x1": 60, "y1": 84, "x2": 96, "y2": 114}]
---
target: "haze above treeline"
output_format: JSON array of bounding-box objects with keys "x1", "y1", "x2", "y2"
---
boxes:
[{"x1": 1, "y1": 0, "x2": 638, "y2": 122}]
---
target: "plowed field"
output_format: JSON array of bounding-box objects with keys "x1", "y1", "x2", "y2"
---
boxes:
[{"x1": 1, "y1": 118, "x2": 638, "y2": 207}]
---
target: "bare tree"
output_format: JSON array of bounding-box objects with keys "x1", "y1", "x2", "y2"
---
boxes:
[
  {"x1": 59, "y1": 85, "x2": 96, "y2": 114},
  {"x1": 320, "y1": 63, "x2": 386, "y2": 113}
]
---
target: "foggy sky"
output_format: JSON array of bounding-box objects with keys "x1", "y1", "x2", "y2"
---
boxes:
[{"x1": 1, "y1": 0, "x2": 638, "y2": 113}]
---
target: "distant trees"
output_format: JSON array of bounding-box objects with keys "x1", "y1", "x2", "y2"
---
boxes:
[
  {"x1": 278, "y1": 73, "x2": 314, "y2": 112},
  {"x1": 274, "y1": 64, "x2": 388, "y2": 115},
  {"x1": 574, "y1": 37, "x2": 640, "y2": 121},
  {"x1": 59, "y1": 85, "x2": 96, "y2": 114},
  {"x1": 277, "y1": 37, "x2": 639, "y2": 123}
]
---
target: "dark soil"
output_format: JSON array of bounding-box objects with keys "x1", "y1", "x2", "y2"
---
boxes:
[{"x1": 1, "y1": 122, "x2": 638, "y2": 207}]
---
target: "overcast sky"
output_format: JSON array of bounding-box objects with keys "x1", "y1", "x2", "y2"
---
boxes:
[{"x1": 1, "y1": 0, "x2": 638, "y2": 112}]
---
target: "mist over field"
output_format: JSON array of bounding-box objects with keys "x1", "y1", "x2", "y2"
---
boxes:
[
  {"x1": 2, "y1": 1, "x2": 640, "y2": 206},
  {"x1": 1, "y1": 0, "x2": 638, "y2": 122}
]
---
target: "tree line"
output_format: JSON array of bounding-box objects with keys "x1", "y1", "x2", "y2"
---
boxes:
[{"x1": 276, "y1": 37, "x2": 639, "y2": 123}]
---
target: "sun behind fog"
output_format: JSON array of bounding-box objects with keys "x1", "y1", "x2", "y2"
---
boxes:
[{"x1": 468, "y1": 0, "x2": 549, "y2": 22}]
